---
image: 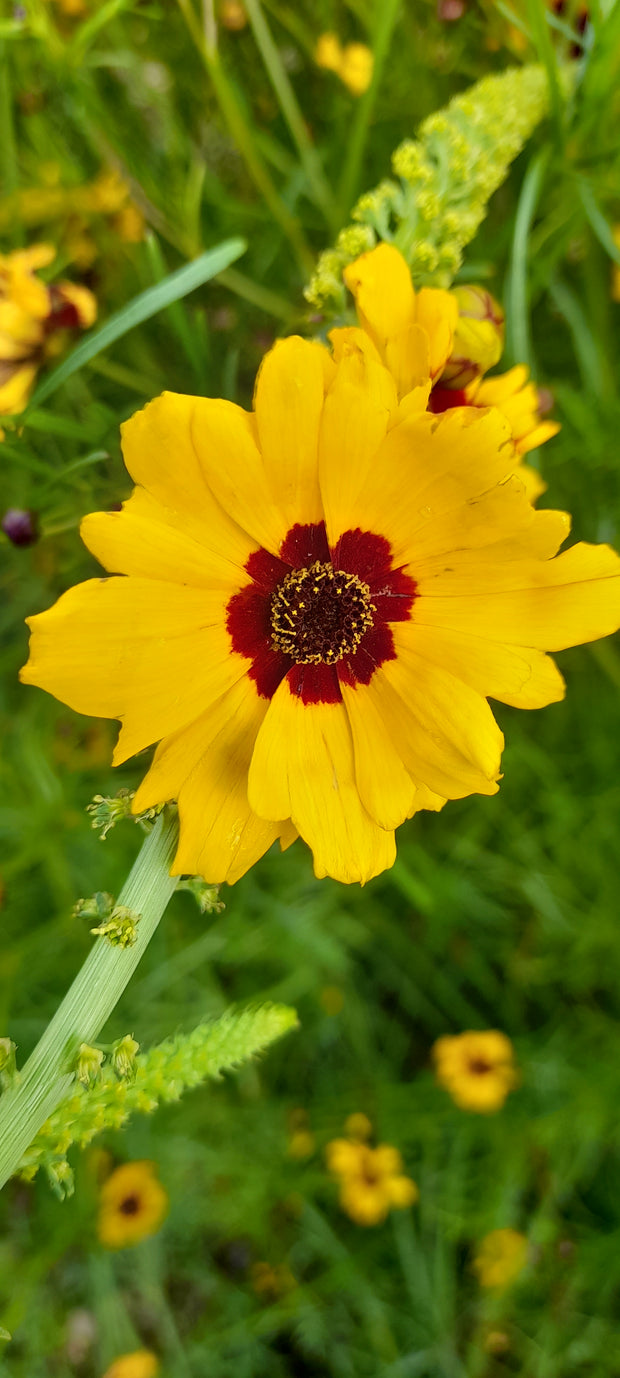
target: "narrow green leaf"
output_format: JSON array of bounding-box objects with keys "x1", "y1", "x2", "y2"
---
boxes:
[
  {"x1": 577, "y1": 177, "x2": 620, "y2": 264},
  {"x1": 28, "y1": 237, "x2": 247, "y2": 409},
  {"x1": 506, "y1": 148, "x2": 550, "y2": 368}
]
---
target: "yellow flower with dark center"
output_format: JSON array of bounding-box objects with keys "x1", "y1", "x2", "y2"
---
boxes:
[
  {"x1": 102, "y1": 1353, "x2": 159, "y2": 1378},
  {"x1": 433, "y1": 1030, "x2": 518, "y2": 1112},
  {"x1": 97, "y1": 1160, "x2": 168, "y2": 1249},
  {"x1": 0, "y1": 244, "x2": 96, "y2": 424},
  {"x1": 20, "y1": 327, "x2": 620, "y2": 885},
  {"x1": 473, "y1": 1228, "x2": 528, "y2": 1289},
  {"x1": 344, "y1": 244, "x2": 558, "y2": 494},
  {"x1": 326, "y1": 1130, "x2": 418, "y2": 1226}
]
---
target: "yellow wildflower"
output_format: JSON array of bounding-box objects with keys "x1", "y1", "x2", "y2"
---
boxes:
[
  {"x1": 102, "y1": 1354, "x2": 159, "y2": 1378},
  {"x1": 21, "y1": 323, "x2": 620, "y2": 885},
  {"x1": 473, "y1": 1228, "x2": 528, "y2": 1289},
  {"x1": 0, "y1": 244, "x2": 95, "y2": 424},
  {"x1": 97, "y1": 1161, "x2": 168, "y2": 1249},
  {"x1": 315, "y1": 33, "x2": 373, "y2": 96},
  {"x1": 345, "y1": 244, "x2": 559, "y2": 493},
  {"x1": 326, "y1": 1128, "x2": 418, "y2": 1226},
  {"x1": 433, "y1": 1030, "x2": 518, "y2": 1113}
]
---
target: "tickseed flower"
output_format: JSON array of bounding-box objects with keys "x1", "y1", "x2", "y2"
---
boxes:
[
  {"x1": 326, "y1": 1125, "x2": 418, "y2": 1226},
  {"x1": 21, "y1": 323, "x2": 620, "y2": 885},
  {"x1": 344, "y1": 243, "x2": 559, "y2": 497},
  {"x1": 473, "y1": 1228, "x2": 528, "y2": 1289},
  {"x1": 102, "y1": 1353, "x2": 159, "y2": 1378},
  {"x1": 0, "y1": 244, "x2": 95, "y2": 427},
  {"x1": 97, "y1": 1160, "x2": 168, "y2": 1249},
  {"x1": 315, "y1": 33, "x2": 374, "y2": 96},
  {"x1": 433, "y1": 1030, "x2": 518, "y2": 1113}
]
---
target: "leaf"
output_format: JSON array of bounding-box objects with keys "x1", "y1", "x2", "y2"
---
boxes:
[{"x1": 28, "y1": 237, "x2": 247, "y2": 409}]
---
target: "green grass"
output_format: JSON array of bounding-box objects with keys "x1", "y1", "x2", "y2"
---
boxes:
[{"x1": 3, "y1": 0, "x2": 620, "y2": 1374}]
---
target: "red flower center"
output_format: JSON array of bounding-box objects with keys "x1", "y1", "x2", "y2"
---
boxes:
[{"x1": 226, "y1": 521, "x2": 416, "y2": 706}]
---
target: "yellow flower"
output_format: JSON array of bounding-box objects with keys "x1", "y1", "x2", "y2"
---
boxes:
[
  {"x1": 345, "y1": 244, "x2": 558, "y2": 494},
  {"x1": 97, "y1": 1161, "x2": 168, "y2": 1249},
  {"x1": 0, "y1": 244, "x2": 96, "y2": 422},
  {"x1": 315, "y1": 33, "x2": 373, "y2": 96},
  {"x1": 473, "y1": 1228, "x2": 528, "y2": 1289},
  {"x1": 102, "y1": 1353, "x2": 159, "y2": 1378},
  {"x1": 21, "y1": 325, "x2": 620, "y2": 885},
  {"x1": 326, "y1": 1132, "x2": 418, "y2": 1226},
  {"x1": 433, "y1": 1030, "x2": 518, "y2": 1112}
]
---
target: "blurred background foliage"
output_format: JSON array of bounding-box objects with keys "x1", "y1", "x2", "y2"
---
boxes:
[{"x1": 2, "y1": 0, "x2": 620, "y2": 1373}]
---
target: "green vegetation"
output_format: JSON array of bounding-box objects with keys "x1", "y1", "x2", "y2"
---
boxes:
[{"x1": 3, "y1": 0, "x2": 620, "y2": 1373}]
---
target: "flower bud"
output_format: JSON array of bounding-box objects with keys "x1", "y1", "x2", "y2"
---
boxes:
[
  {"x1": 2, "y1": 508, "x2": 39, "y2": 547},
  {"x1": 111, "y1": 1035, "x2": 140, "y2": 1080},
  {"x1": 76, "y1": 1043, "x2": 105, "y2": 1087},
  {"x1": 440, "y1": 285, "x2": 504, "y2": 387}
]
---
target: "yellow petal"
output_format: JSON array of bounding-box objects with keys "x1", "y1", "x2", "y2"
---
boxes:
[
  {"x1": 318, "y1": 336, "x2": 396, "y2": 548},
  {"x1": 253, "y1": 335, "x2": 335, "y2": 534},
  {"x1": 81, "y1": 487, "x2": 253, "y2": 589},
  {"x1": 340, "y1": 681, "x2": 417, "y2": 829},
  {"x1": 342, "y1": 407, "x2": 516, "y2": 565},
  {"x1": 344, "y1": 243, "x2": 416, "y2": 349},
  {"x1": 121, "y1": 392, "x2": 258, "y2": 567},
  {"x1": 168, "y1": 678, "x2": 283, "y2": 885},
  {"x1": 414, "y1": 542, "x2": 620, "y2": 650},
  {"x1": 247, "y1": 679, "x2": 395, "y2": 884},
  {"x1": 20, "y1": 577, "x2": 246, "y2": 763},
  {"x1": 403, "y1": 623, "x2": 565, "y2": 709},
  {"x1": 414, "y1": 287, "x2": 458, "y2": 379},
  {"x1": 365, "y1": 645, "x2": 503, "y2": 800},
  {"x1": 408, "y1": 477, "x2": 570, "y2": 571}
]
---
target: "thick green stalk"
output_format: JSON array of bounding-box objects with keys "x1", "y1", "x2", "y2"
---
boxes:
[{"x1": 0, "y1": 812, "x2": 179, "y2": 1191}]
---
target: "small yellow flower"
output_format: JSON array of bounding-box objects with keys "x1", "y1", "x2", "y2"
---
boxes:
[
  {"x1": 102, "y1": 1352, "x2": 159, "y2": 1378},
  {"x1": 433, "y1": 1030, "x2": 518, "y2": 1113},
  {"x1": 473, "y1": 1229, "x2": 528, "y2": 1289},
  {"x1": 326, "y1": 1125, "x2": 418, "y2": 1226},
  {"x1": 315, "y1": 33, "x2": 373, "y2": 95},
  {"x1": 339, "y1": 43, "x2": 374, "y2": 97},
  {"x1": 219, "y1": 0, "x2": 248, "y2": 29},
  {"x1": 97, "y1": 1161, "x2": 168, "y2": 1249},
  {"x1": 0, "y1": 244, "x2": 96, "y2": 423}
]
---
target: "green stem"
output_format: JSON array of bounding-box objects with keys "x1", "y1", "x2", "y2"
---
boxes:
[
  {"x1": 336, "y1": 0, "x2": 402, "y2": 222},
  {"x1": 0, "y1": 812, "x2": 179, "y2": 1192},
  {"x1": 242, "y1": 0, "x2": 338, "y2": 231}
]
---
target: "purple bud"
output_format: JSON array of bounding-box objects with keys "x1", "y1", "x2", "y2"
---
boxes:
[{"x1": 2, "y1": 508, "x2": 39, "y2": 547}]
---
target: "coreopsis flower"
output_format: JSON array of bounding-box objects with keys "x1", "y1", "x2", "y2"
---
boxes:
[
  {"x1": 344, "y1": 244, "x2": 558, "y2": 494},
  {"x1": 102, "y1": 1353, "x2": 159, "y2": 1378},
  {"x1": 20, "y1": 326, "x2": 620, "y2": 885},
  {"x1": 97, "y1": 1160, "x2": 168, "y2": 1249},
  {"x1": 473, "y1": 1228, "x2": 528, "y2": 1289},
  {"x1": 0, "y1": 244, "x2": 95, "y2": 426},
  {"x1": 326, "y1": 1126, "x2": 418, "y2": 1225},
  {"x1": 432, "y1": 1030, "x2": 518, "y2": 1112}
]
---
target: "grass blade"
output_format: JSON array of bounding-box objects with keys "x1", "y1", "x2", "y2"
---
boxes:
[{"x1": 27, "y1": 237, "x2": 247, "y2": 409}]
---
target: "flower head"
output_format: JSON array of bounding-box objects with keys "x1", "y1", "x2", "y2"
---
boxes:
[
  {"x1": 326, "y1": 1124, "x2": 418, "y2": 1226},
  {"x1": 0, "y1": 244, "x2": 95, "y2": 423},
  {"x1": 473, "y1": 1228, "x2": 528, "y2": 1289},
  {"x1": 97, "y1": 1160, "x2": 168, "y2": 1249},
  {"x1": 345, "y1": 244, "x2": 558, "y2": 493},
  {"x1": 102, "y1": 1353, "x2": 159, "y2": 1378},
  {"x1": 433, "y1": 1030, "x2": 518, "y2": 1112},
  {"x1": 21, "y1": 321, "x2": 620, "y2": 886},
  {"x1": 315, "y1": 33, "x2": 373, "y2": 96}
]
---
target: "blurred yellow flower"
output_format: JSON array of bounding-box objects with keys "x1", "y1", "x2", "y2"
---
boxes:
[
  {"x1": 0, "y1": 244, "x2": 95, "y2": 426},
  {"x1": 219, "y1": 0, "x2": 248, "y2": 30},
  {"x1": 432, "y1": 1030, "x2": 518, "y2": 1113},
  {"x1": 102, "y1": 1353, "x2": 159, "y2": 1378},
  {"x1": 473, "y1": 1228, "x2": 528, "y2": 1289},
  {"x1": 326, "y1": 1122, "x2": 418, "y2": 1225},
  {"x1": 97, "y1": 1161, "x2": 168, "y2": 1249},
  {"x1": 315, "y1": 33, "x2": 374, "y2": 96},
  {"x1": 345, "y1": 243, "x2": 559, "y2": 495}
]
